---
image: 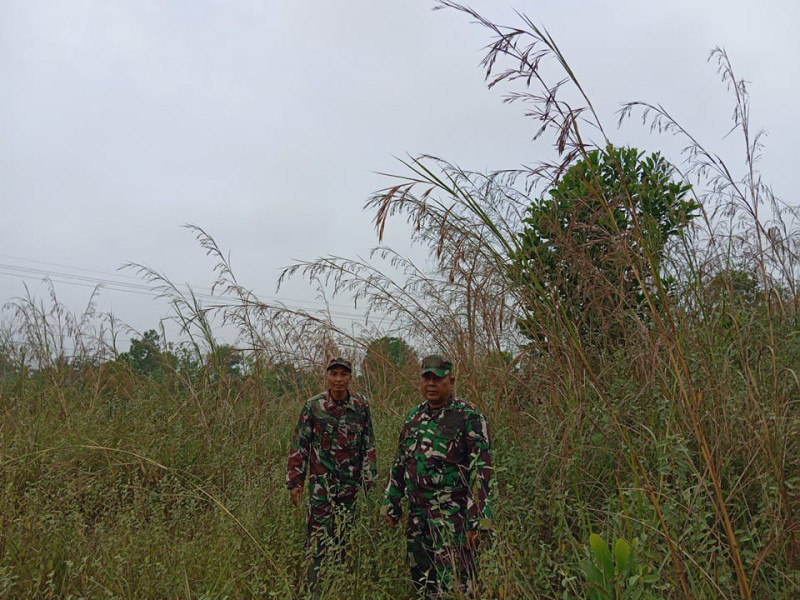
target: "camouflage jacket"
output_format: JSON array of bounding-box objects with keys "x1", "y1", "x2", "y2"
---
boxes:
[
  {"x1": 286, "y1": 391, "x2": 378, "y2": 502},
  {"x1": 382, "y1": 395, "x2": 492, "y2": 531}
]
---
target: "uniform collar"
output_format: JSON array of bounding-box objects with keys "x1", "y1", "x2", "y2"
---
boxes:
[{"x1": 327, "y1": 390, "x2": 352, "y2": 409}]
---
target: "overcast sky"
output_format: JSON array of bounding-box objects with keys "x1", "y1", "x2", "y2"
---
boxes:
[{"x1": 2, "y1": 0, "x2": 798, "y2": 349}]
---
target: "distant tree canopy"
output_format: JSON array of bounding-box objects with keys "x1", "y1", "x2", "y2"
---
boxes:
[
  {"x1": 0, "y1": 346, "x2": 16, "y2": 379},
  {"x1": 701, "y1": 266, "x2": 767, "y2": 333},
  {"x1": 262, "y1": 361, "x2": 317, "y2": 397},
  {"x1": 119, "y1": 330, "x2": 178, "y2": 377},
  {"x1": 510, "y1": 145, "x2": 698, "y2": 345},
  {"x1": 706, "y1": 267, "x2": 760, "y2": 307},
  {"x1": 120, "y1": 330, "x2": 163, "y2": 376},
  {"x1": 362, "y1": 336, "x2": 417, "y2": 389},
  {"x1": 205, "y1": 344, "x2": 244, "y2": 379}
]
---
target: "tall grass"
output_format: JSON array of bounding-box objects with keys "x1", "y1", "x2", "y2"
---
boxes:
[
  {"x1": 275, "y1": 3, "x2": 800, "y2": 597},
  {"x1": 2, "y1": 2, "x2": 799, "y2": 598}
]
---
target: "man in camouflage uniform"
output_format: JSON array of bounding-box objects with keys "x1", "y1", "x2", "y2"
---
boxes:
[
  {"x1": 287, "y1": 357, "x2": 378, "y2": 592},
  {"x1": 382, "y1": 355, "x2": 493, "y2": 598}
]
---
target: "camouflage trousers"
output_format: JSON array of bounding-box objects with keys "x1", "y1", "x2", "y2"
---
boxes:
[
  {"x1": 406, "y1": 511, "x2": 476, "y2": 599},
  {"x1": 303, "y1": 496, "x2": 356, "y2": 595}
]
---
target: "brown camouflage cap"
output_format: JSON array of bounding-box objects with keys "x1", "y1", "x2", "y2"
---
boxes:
[
  {"x1": 326, "y1": 357, "x2": 352, "y2": 372},
  {"x1": 420, "y1": 354, "x2": 453, "y2": 377}
]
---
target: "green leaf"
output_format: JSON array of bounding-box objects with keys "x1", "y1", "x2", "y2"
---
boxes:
[
  {"x1": 581, "y1": 559, "x2": 605, "y2": 588},
  {"x1": 626, "y1": 588, "x2": 643, "y2": 600},
  {"x1": 614, "y1": 537, "x2": 631, "y2": 574},
  {"x1": 590, "y1": 533, "x2": 614, "y2": 581}
]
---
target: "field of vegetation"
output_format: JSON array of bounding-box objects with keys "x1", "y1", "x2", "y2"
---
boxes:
[{"x1": 2, "y1": 3, "x2": 799, "y2": 599}]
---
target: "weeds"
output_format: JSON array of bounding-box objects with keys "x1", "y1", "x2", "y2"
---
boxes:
[{"x1": 1, "y1": 2, "x2": 799, "y2": 598}]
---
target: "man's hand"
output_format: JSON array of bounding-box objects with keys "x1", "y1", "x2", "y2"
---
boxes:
[
  {"x1": 466, "y1": 530, "x2": 481, "y2": 551},
  {"x1": 383, "y1": 514, "x2": 398, "y2": 528},
  {"x1": 290, "y1": 486, "x2": 303, "y2": 506}
]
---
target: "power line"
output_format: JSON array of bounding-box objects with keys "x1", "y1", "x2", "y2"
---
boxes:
[
  {"x1": 0, "y1": 263, "x2": 162, "y2": 295},
  {"x1": 0, "y1": 259, "x2": 389, "y2": 323},
  {"x1": 0, "y1": 254, "x2": 147, "y2": 282},
  {"x1": 0, "y1": 254, "x2": 388, "y2": 316}
]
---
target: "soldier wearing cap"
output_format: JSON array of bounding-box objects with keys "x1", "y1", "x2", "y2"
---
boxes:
[
  {"x1": 287, "y1": 357, "x2": 378, "y2": 592},
  {"x1": 382, "y1": 354, "x2": 493, "y2": 598}
]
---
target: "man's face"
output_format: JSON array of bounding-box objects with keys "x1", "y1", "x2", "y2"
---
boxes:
[
  {"x1": 420, "y1": 372, "x2": 454, "y2": 407},
  {"x1": 326, "y1": 366, "x2": 352, "y2": 399}
]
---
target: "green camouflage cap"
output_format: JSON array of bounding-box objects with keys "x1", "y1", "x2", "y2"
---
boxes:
[
  {"x1": 420, "y1": 354, "x2": 453, "y2": 377},
  {"x1": 326, "y1": 357, "x2": 352, "y2": 372}
]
